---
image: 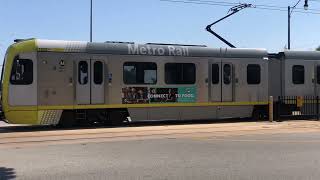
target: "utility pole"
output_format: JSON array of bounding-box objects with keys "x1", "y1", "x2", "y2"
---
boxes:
[
  {"x1": 90, "y1": 0, "x2": 93, "y2": 42},
  {"x1": 288, "y1": 6, "x2": 291, "y2": 50},
  {"x1": 288, "y1": 0, "x2": 308, "y2": 49}
]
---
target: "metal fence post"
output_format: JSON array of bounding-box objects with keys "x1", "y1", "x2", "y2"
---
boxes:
[
  {"x1": 269, "y1": 96, "x2": 273, "y2": 122},
  {"x1": 317, "y1": 96, "x2": 319, "y2": 120},
  {"x1": 277, "y1": 96, "x2": 281, "y2": 121}
]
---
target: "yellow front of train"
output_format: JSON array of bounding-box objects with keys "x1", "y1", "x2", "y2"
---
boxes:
[{"x1": 1, "y1": 39, "x2": 39, "y2": 124}]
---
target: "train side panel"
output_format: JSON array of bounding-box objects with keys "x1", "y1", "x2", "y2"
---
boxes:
[
  {"x1": 211, "y1": 58, "x2": 268, "y2": 118},
  {"x1": 284, "y1": 59, "x2": 315, "y2": 96},
  {"x1": 278, "y1": 51, "x2": 320, "y2": 97},
  {"x1": 36, "y1": 52, "x2": 269, "y2": 123}
]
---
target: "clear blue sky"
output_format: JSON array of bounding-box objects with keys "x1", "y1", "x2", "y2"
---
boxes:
[{"x1": 1, "y1": 0, "x2": 320, "y2": 61}]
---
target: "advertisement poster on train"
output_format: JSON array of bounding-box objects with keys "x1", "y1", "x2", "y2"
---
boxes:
[
  {"x1": 149, "y1": 88, "x2": 178, "y2": 103},
  {"x1": 122, "y1": 86, "x2": 196, "y2": 104},
  {"x1": 177, "y1": 87, "x2": 196, "y2": 103},
  {"x1": 122, "y1": 87, "x2": 149, "y2": 104}
]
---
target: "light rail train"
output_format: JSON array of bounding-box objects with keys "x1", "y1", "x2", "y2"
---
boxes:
[{"x1": 1, "y1": 39, "x2": 320, "y2": 126}]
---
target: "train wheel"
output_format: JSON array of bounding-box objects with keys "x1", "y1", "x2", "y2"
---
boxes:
[
  {"x1": 57, "y1": 119, "x2": 76, "y2": 128},
  {"x1": 108, "y1": 110, "x2": 128, "y2": 126},
  {"x1": 58, "y1": 110, "x2": 76, "y2": 128},
  {"x1": 252, "y1": 109, "x2": 263, "y2": 121}
]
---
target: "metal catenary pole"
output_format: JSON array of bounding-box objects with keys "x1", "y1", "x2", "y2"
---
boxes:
[
  {"x1": 288, "y1": 6, "x2": 291, "y2": 50},
  {"x1": 90, "y1": 0, "x2": 93, "y2": 42},
  {"x1": 287, "y1": 0, "x2": 308, "y2": 49}
]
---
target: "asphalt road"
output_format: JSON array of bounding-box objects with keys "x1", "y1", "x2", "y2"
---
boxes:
[{"x1": 1, "y1": 121, "x2": 320, "y2": 180}]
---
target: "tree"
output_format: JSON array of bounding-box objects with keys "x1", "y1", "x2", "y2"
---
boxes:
[{"x1": 316, "y1": 46, "x2": 320, "y2": 51}]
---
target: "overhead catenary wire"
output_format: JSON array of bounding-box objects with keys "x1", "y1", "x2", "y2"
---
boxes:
[
  {"x1": 163, "y1": 0, "x2": 320, "y2": 11},
  {"x1": 160, "y1": 0, "x2": 320, "y2": 14},
  {"x1": 159, "y1": 0, "x2": 238, "y2": 7},
  {"x1": 160, "y1": 0, "x2": 320, "y2": 13}
]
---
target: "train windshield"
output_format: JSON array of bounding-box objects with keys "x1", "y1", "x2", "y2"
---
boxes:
[
  {"x1": 0, "y1": 51, "x2": 7, "y2": 94},
  {"x1": 0, "y1": 52, "x2": 6, "y2": 107}
]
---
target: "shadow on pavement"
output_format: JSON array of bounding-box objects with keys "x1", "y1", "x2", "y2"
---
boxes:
[
  {"x1": 2, "y1": 118, "x2": 315, "y2": 134},
  {"x1": 0, "y1": 167, "x2": 16, "y2": 180},
  {"x1": 0, "y1": 118, "x2": 258, "y2": 133}
]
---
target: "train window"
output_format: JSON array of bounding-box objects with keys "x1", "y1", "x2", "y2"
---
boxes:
[
  {"x1": 223, "y1": 64, "x2": 231, "y2": 85},
  {"x1": 94, "y1": 61, "x2": 103, "y2": 84},
  {"x1": 123, "y1": 62, "x2": 157, "y2": 84},
  {"x1": 317, "y1": 66, "x2": 320, "y2": 84},
  {"x1": 247, "y1": 64, "x2": 261, "y2": 84},
  {"x1": 78, "y1": 61, "x2": 88, "y2": 85},
  {"x1": 212, "y1": 64, "x2": 219, "y2": 84},
  {"x1": 165, "y1": 63, "x2": 196, "y2": 84},
  {"x1": 292, "y1": 65, "x2": 304, "y2": 84},
  {"x1": 10, "y1": 58, "x2": 33, "y2": 85}
]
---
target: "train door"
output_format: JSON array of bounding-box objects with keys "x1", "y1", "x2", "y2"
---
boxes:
[
  {"x1": 91, "y1": 60, "x2": 105, "y2": 104},
  {"x1": 209, "y1": 61, "x2": 234, "y2": 102},
  {"x1": 221, "y1": 62, "x2": 234, "y2": 102},
  {"x1": 76, "y1": 59, "x2": 105, "y2": 105},
  {"x1": 209, "y1": 60, "x2": 221, "y2": 102}
]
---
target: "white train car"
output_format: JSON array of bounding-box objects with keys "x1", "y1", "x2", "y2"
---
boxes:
[
  {"x1": 1, "y1": 39, "x2": 269, "y2": 126},
  {"x1": 269, "y1": 50, "x2": 320, "y2": 98}
]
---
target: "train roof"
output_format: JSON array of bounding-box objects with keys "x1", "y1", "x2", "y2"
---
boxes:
[
  {"x1": 283, "y1": 50, "x2": 320, "y2": 60},
  {"x1": 33, "y1": 39, "x2": 268, "y2": 59}
]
